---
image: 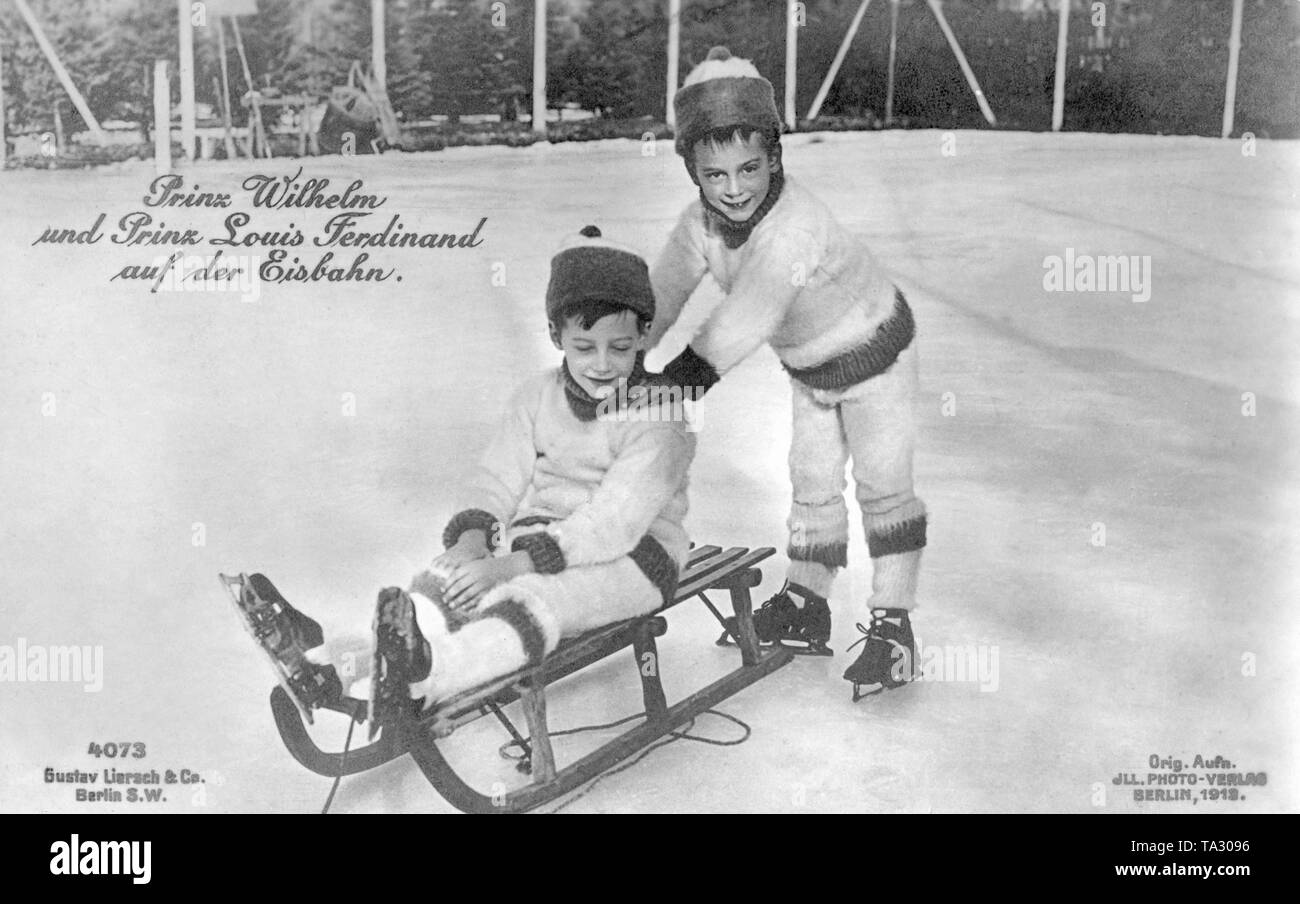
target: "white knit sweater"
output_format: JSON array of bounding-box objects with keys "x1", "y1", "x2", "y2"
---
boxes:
[
  {"x1": 649, "y1": 176, "x2": 899, "y2": 375},
  {"x1": 455, "y1": 369, "x2": 695, "y2": 571}
]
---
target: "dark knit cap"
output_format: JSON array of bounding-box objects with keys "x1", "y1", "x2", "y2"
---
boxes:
[
  {"x1": 673, "y1": 46, "x2": 783, "y2": 158},
  {"x1": 546, "y1": 225, "x2": 655, "y2": 324}
]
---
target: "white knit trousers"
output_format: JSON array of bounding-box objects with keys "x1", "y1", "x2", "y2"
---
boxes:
[
  {"x1": 786, "y1": 344, "x2": 926, "y2": 610},
  {"x1": 405, "y1": 556, "x2": 663, "y2": 706}
]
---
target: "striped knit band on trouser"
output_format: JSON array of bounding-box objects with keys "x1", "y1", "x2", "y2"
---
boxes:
[
  {"x1": 864, "y1": 498, "x2": 926, "y2": 612},
  {"x1": 627, "y1": 535, "x2": 680, "y2": 608},
  {"x1": 867, "y1": 500, "x2": 927, "y2": 558},
  {"x1": 786, "y1": 493, "x2": 848, "y2": 601}
]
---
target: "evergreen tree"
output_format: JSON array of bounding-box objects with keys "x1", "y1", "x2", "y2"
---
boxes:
[
  {"x1": 1, "y1": 0, "x2": 197, "y2": 137},
  {"x1": 380, "y1": 0, "x2": 434, "y2": 118},
  {"x1": 560, "y1": 1, "x2": 654, "y2": 117}
]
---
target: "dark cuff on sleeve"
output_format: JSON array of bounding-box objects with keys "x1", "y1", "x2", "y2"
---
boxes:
[
  {"x1": 511, "y1": 531, "x2": 567, "y2": 575},
  {"x1": 443, "y1": 508, "x2": 499, "y2": 551},
  {"x1": 661, "y1": 344, "x2": 720, "y2": 398}
]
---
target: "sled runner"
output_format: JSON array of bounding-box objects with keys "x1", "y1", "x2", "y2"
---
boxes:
[{"x1": 254, "y1": 544, "x2": 792, "y2": 813}]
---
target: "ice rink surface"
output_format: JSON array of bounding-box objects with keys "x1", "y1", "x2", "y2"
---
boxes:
[{"x1": 1, "y1": 130, "x2": 1296, "y2": 813}]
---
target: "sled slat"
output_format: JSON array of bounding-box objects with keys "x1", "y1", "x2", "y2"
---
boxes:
[
  {"x1": 665, "y1": 547, "x2": 748, "y2": 603},
  {"x1": 675, "y1": 547, "x2": 774, "y2": 600},
  {"x1": 685, "y1": 544, "x2": 722, "y2": 566}
]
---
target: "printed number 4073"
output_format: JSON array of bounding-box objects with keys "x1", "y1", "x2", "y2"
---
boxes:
[{"x1": 87, "y1": 742, "x2": 146, "y2": 758}]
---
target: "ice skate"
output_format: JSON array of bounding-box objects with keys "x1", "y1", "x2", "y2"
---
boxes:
[
  {"x1": 843, "y1": 608, "x2": 915, "y2": 701},
  {"x1": 717, "y1": 582, "x2": 833, "y2": 656},
  {"x1": 367, "y1": 586, "x2": 433, "y2": 739},
  {"x1": 219, "y1": 572, "x2": 342, "y2": 724}
]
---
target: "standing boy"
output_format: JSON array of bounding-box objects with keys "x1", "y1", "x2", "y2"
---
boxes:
[{"x1": 653, "y1": 47, "x2": 925, "y2": 699}]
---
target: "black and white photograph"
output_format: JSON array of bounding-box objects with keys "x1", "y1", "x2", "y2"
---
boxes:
[{"x1": 1, "y1": 0, "x2": 1295, "y2": 827}]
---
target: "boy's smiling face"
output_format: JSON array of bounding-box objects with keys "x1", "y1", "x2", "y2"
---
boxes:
[
  {"x1": 692, "y1": 132, "x2": 778, "y2": 223},
  {"x1": 552, "y1": 309, "x2": 645, "y2": 399}
]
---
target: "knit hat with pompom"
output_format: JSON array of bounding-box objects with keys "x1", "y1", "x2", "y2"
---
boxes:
[
  {"x1": 546, "y1": 225, "x2": 655, "y2": 325},
  {"x1": 673, "y1": 46, "x2": 782, "y2": 159}
]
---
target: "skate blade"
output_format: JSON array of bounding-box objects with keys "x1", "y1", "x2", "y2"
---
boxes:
[
  {"x1": 848, "y1": 678, "x2": 914, "y2": 702},
  {"x1": 219, "y1": 572, "x2": 317, "y2": 726},
  {"x1": 850, "y1": 684, "x2": 882, "y2": 702},
  {"x1": 778, "y1": 641, "x2": 833, "y2": 657},
  {"x1": 715, "y1": 631, "x2": 833, "y2": 657}
]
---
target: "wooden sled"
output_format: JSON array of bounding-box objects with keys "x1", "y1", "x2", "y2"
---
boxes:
[{"x1": 269, "y1": 545, "x2": 793, "y2": 813}]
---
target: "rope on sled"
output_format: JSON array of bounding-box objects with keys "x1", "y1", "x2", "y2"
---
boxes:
[{"x1": 523, "y1": 709, "x2": 751, "y2": 814}]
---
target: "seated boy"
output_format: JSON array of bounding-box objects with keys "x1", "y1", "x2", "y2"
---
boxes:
[{"x1": 365, "y1": 226, "x2": 696, "y2": 722}]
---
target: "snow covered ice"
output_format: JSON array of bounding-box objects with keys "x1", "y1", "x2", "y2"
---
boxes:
[{"x1": 1, "y1": 130, "x2": 1296, "y2": 813}]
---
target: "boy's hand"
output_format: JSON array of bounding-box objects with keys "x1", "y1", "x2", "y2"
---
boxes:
[
  {"x1": 432, "y1": 530, "x2": 492, "y2": 572},
  {"x1": 443, "y1": 551, "x2": 534, "y2": 611}
]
